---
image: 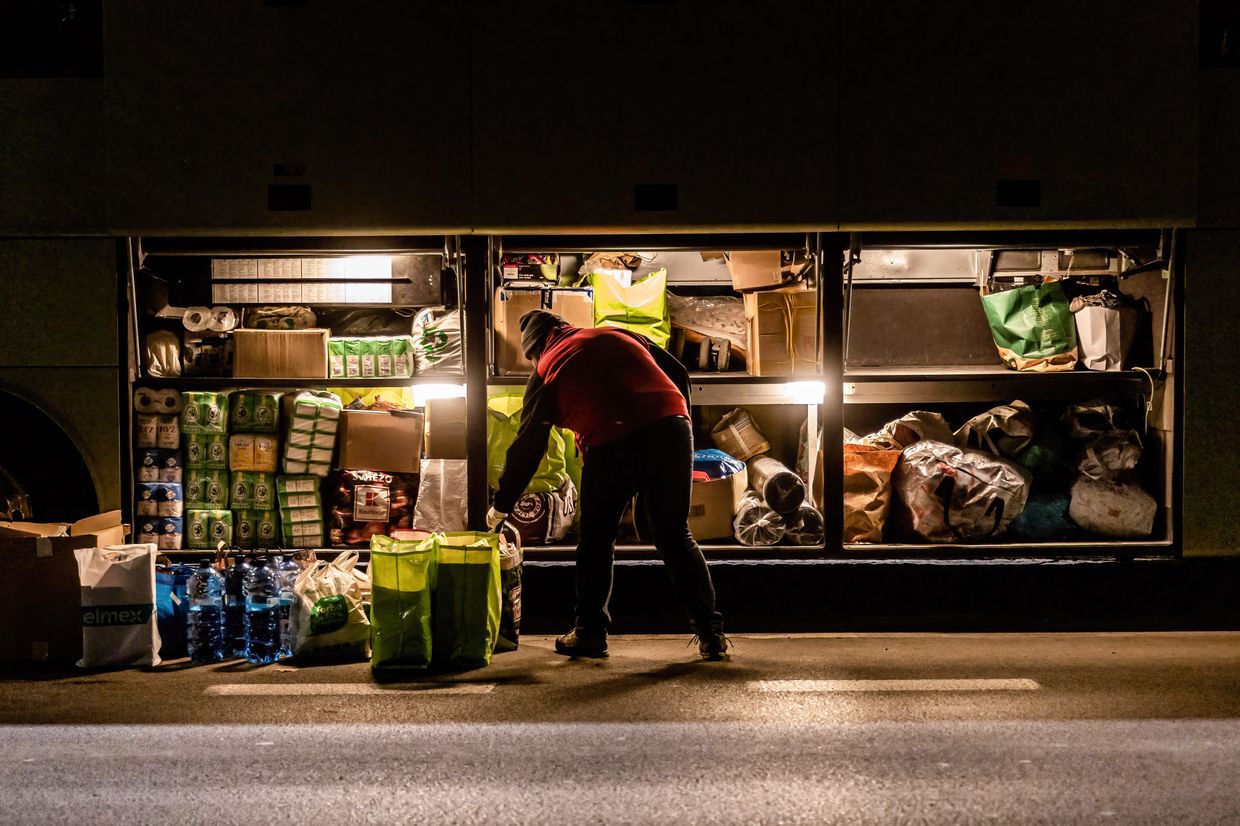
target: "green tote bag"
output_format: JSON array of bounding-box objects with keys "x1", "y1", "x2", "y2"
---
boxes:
[{"x1": 980, "y1": 281, "x2": 1079, "y2": 372}]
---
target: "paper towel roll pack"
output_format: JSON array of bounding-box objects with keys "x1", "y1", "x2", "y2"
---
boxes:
[
  {"x1": 137, "y1": 448, "x2": 183, "y2": 483},
  {"x1": 134, "y1": 387, "x2": 183, "y2": 414},
  {"x1": 230, "y1": 391, "x2": 283, "y2": 434},
  {"x1": 187, "y1": 509, "x2": 233, "y2": 550},
  {"x1": 234, "y1": 510, "x2": 279, "y2": 550},
  {"x1": 181, "y1": 391, "x2": 229, "y2": 435},
  {"x1": 184, "y1": 306, "x2": 239, "y2": 334},
  {"x1": 138, "y1": 517, "x2": 184, "y2": 550},
  {"x1": 230, "y1": 434, "x2": 279, "y2": 472},
  {"x1": 185, "y1": 469, "x2": 230, "y2": 508},
  {"x1": 184, "y1": 433, "x2": 229, "y2": 469},
  {"x1": 230, "y1": 471, "x2": 277, "y2": 510}
]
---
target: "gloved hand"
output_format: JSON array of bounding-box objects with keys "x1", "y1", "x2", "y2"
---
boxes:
[{"x1": 486, "y1": 507, "x2": 507, "y2": 532}]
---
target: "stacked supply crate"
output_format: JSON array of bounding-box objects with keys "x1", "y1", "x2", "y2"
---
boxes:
[{"x1": 278, "y1": 391, "x2": 343, "y2": 547}]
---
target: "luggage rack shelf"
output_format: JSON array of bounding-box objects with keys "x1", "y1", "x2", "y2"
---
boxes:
[
  {"x1": 843, "y1": 365, "x2": 1147, "y2": 381},
  {"x1": 138, "y1": 376, "x2": 465, "y2": 389},
  {"x1": 843, "y1": 365, "x2": 1149, "y2": 405},
  {"x1": 522, "y1": 544, "x2": 827, "y2": 560}
]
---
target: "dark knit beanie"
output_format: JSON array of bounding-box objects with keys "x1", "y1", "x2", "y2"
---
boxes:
[{"x1": 519, "y1": 309, "x2": 566, "y2": 359}]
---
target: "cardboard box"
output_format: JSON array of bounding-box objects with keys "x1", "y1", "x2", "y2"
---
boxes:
[
  {"x1": 744, "y1": 287, "x2": 820, "y2": 376},
  {"x1": 688, "y1": 469, "x2": 748, "y2": 541},
  {"x1": 711, "y1": 408, "x2": 770, "y2": 462},
  {"x1": 494, "y1": 285, "x2": 594, "y2": 374},
  {"x1": 0, "y1": 512, "x2": 127, "y2": 664},
  {"x1": 337, "y1": 409, "x2": 425, "y2": 473},
  {"x1": 425, "y1": 396, "x2": 468, "y2": 459},
  {"x1": 726, "y1": 251, "x2": 804, "y2": 292},
  {"x1": 233, "y1": 329, "x2": 329, "y2": 379}
]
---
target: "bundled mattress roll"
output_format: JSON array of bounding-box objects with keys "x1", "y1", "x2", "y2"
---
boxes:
[
  {"x1": 784, "y1": 504, "x2": 825, "y2": 546},
  {"x1": 733, "y1": 491, "x2": 786, "y2": 546},
  {"x1": 746, "y1": 456, "x2": 805, "y2": 515}
]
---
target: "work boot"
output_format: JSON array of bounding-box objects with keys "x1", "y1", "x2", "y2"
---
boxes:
[
  {"x1": 554, "y1": 627, "x2": 608, "y2": 658},
  {"x1": 693, "y1": 621, "x2": 730, "y2": 661}
]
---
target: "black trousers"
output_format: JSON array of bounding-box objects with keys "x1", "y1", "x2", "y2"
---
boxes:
[{"x1": 575, "y1": 414, "x2": 723, "y2": 634}]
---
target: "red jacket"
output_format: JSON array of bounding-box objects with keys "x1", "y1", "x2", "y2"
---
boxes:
[{"x1": 494, "y1": 325, "x2": 690, "y2": 512}]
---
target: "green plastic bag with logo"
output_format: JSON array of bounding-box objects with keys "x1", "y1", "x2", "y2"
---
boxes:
[
  {"x1": 369, "y1": 534, "x2": 437, "y2": 671},
  {"x1": 486, "y1": 390, "x2": 573, "y2": 495},
  {"x1": 980, "y1": 281, "x2": 1079, "y2": 372},
  {"x1": 432, "y1": 532, "x2": 502, "y2": 670},
  {"x1": 588, "y1": 268, "x2": 671, "y2": 349}
]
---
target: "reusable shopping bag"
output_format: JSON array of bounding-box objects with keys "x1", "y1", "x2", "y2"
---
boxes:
[
  {"x1": 495, "y1": 530, "x2": 523, "y2": 653},
  {"x1": 486, "y1": 390, "x2": 573, "y2": 494},
  {"x1": 980, "y1": 281, "x2": 1079, "y2": 372},
  {"x1": 432, "y1": 532, "x2": 502, "y2": 670},
  {"x1": 76, "y1": 544, "x2": 162, "y2": 669},
  {"x1": 1070, "y1": 291, "x2": 1143, "y2": 371},
  {"x1": 892, "y1": 441, "x2": 1032, "y2": 543},
  {"x1": 412, "y1": 308, "x2": 463, "y2": 374},
  {"x1": 290, "y1": 549, "x2": 372, "y2": 662},
  {"x1": 369, "y1": 535, "x2": 437, "y2": 670},
  {"x1": 588, "y1": 268, "x2": 671, "y2": 348}
]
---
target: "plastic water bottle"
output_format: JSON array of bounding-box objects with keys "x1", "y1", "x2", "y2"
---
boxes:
[
  {"x1": 273, "y1": 554, "x2": 299, "y2": 659},
  {"x1": 224, "y1": 556, "x2": 251, "y2": 658},
  {"x1": 243, "y1": 558, "x2": 281, "y2": 665},
  {"x1": 186, "y1": 560, "x2": 226, "y2": 663}
]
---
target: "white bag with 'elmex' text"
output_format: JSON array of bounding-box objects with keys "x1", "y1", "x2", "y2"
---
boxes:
[{"x1": 75, "y1": 544, "x2": 161, "y2": 669}]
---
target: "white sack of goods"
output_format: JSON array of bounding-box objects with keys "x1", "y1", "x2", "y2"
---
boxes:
[
  {"x1": 1068, "y1": 478, "x2": 1157, "y2": 538},
  {"x1": 76, "y1": 544, "x2": 162, "y2": 669},
  {"x1": 412, "y1": 459, "x2": 468, "y2": 534},
  {"x1": 289, "y1": 551, "x2": 372, "y2": 662},
  {"x1": 893, "y1": 440, "x2": 1031, "y2": 543}
]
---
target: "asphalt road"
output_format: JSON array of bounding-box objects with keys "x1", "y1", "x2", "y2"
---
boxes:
[{"x1": 1, "y1": 633, "x2": 1238, "y2": 824}]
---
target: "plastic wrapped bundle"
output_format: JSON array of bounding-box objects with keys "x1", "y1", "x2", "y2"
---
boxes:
[
  {"x1": 893, "y1": 440, "x2": 1031, "y2": 543},
  {"x1": 746, "y1": 456, "x2": 805, "y2": 515},
  {"x1": 692, "y1": 449, "x2": 745, "y2": 480},
  {"x1": 784, "y1": 505, "x2": 824, "y2": 546},
  {"x1": 733, "y1": 491, "x2": 786, "y2": 546},
  {"x1": 863, "y1": 410, "x2": 957, "y2": 451},
  {"x1": 1069, "y1": 478, "x2": 1157, "y2": 538},
  {"x1": 954, "y1": 401, "x2": 1038, "y2": 458}
]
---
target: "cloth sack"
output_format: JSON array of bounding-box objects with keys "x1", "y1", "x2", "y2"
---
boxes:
[
  {"x1": 369, "y1": 535, "x2": 437, "y2": 670},
  {"x1": 588, "y1": 268, "x2": 671, "y2": 348},
  {"x1": 844, "y1": 444, "x2": 902, "y2": 543},
  {"x1": 893, "y1": 441, "x2": 1032, "y2": 543},
  {"x1": 76, "y1": 544, "x2": 162, "y2": 669},
  {"x1": 432, "y1": 532, "x2": 502, "y2": 670},
  {"x1": 290, "y1": 550, "x2": 372, "y2": 662},
  {"x1": 508, "y1": 480, "x2": 578, "y2": 545},
  {"x1": 412, "y1": 459, "x2": 469, "y2": 533},
  {"x1": 980, "y1": 281, "x2": 1079, "y2": 372},
  {"x1": 955, "y1": 401, "x2": 1039, "y2": 458}
]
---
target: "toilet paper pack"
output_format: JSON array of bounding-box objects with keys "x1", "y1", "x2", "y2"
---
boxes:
[
  {"x1": 185, "y1": 469, "x2": 230, "y2": 509},
  {"x1": 187, "y1": 509, "x2": 233, "y2": 550},
  {"x1": 185, "y1": 433, "x2": 229, "y2": 469},
  {"x1": 230, "y1": 471, "x2": 277, "y2": 511},
  {"x1": 181, "y1": 391, "x2": 229, "y2": 435},
  {"x1": 230, "y1": 391, "x2": 283, "y2": 434}
]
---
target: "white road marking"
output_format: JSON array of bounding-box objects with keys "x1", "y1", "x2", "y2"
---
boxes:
[
  {"x1": 749, "y1": 678, "x2": 1041, "y2": 692},
  {"x1": 205, "y1": 683, "x2": 496, "y2": 697}
]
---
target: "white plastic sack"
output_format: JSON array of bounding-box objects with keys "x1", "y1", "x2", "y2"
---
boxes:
[
  {"x1": 413, "y1": 308, "x2": 463, "y2": 374},
  {"x1": 1072, "y1": 305, "x2": 1140, "y2": 371},
  {"x1": 76, "y1": 544, "x2": 161, "y2": 669},
  {"x1": 667, "y1": 293, "x2": 746, "y2": 350},
  {"x1": 1069, "y1": 478, "x2": 1157, "y2": 538},
  {"x1": 289, "y1": 551, "x2": 371, "y2": 661},
  {"x1": 412, "y1": 458, "x2": 468, "y2": 533}
]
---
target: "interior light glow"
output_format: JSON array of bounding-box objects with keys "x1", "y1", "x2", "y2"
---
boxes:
[
  {"x1": 413, "y1": 383, "x2": 467, "y2": 407},
  {"x1": 786, "y1": 381, "x2": 826, "y2": 405}
]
